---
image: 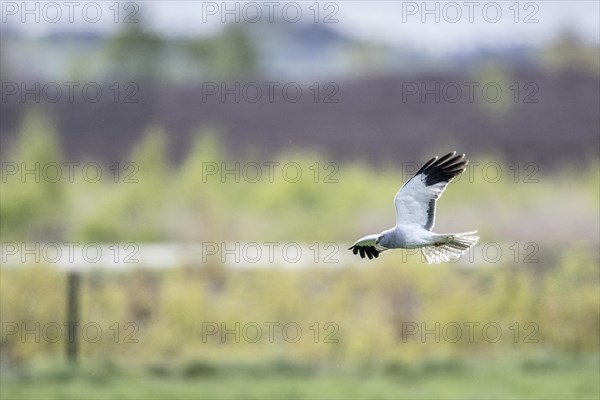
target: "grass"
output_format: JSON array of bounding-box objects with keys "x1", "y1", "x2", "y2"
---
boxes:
[{"x1": 1, "y1": 357, "x2": 598, "y2": 399}]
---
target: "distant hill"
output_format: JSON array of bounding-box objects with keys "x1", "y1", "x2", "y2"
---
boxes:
[{"x1": 1, "y1": 68, "x2": 598, "y2": 169}]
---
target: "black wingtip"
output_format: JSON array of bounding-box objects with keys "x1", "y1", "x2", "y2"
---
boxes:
[
  {"x1": 435, "y1": 151, "x2": 456, "y2": 165},
  {"x1": 415, "y1": 152, "x2": 468, "y2": 187},
  {"x1": 349, "y1": 245, "x2": 382, "y2": 260}
]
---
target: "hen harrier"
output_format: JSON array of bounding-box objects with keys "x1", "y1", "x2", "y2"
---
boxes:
[{"x1": 349, "y1": 152, "x2": 478, "y2": 263}]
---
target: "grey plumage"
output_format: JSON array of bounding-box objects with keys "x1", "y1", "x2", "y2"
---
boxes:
[{"x1": 349, "y1": 151, "x2": 478, "y2": 263}]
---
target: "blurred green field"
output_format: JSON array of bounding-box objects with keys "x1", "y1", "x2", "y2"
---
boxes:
[
  {"x1": 1, "y1": 110, "x2": 599, "y2": 399},
  {"x1": 2, "y1": 256, "x2": 599, "y2": 362},
  {"x1": 1, "y1": 356, "x2": 599, "y2": 399},
  {"x1": 2, "y1": 256, "x2": 598, "y2": 399}
]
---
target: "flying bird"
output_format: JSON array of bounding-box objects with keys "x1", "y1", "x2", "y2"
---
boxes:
[{"x1": 349, "y1": 152, "x2": 479, "y2": 264}]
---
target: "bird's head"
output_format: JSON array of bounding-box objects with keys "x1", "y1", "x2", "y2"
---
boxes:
[{"x1": 376, "y1": 228, "x2": 395, "y2": 248}]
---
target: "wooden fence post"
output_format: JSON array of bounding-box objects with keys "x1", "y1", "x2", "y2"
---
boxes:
[{"x1": 66, "y1": 272, "x2": 80, "y2": 364}]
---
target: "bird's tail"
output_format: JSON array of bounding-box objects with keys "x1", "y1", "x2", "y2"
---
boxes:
[{"x1": 421, "y1": 231, "x2": 479, "y2": 264}]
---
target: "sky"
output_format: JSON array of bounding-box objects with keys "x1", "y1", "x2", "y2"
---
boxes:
[{"x1": 2, "y1": 1, "x2": 599, "y2": 54}]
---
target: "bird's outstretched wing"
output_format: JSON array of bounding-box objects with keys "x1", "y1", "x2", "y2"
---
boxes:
[
  {"x1": 394, "y1": 152, "x2": 467, "y2": 230},
  {"x1": 348, "y1": 234, "x2": 388, "y2": 260}
]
